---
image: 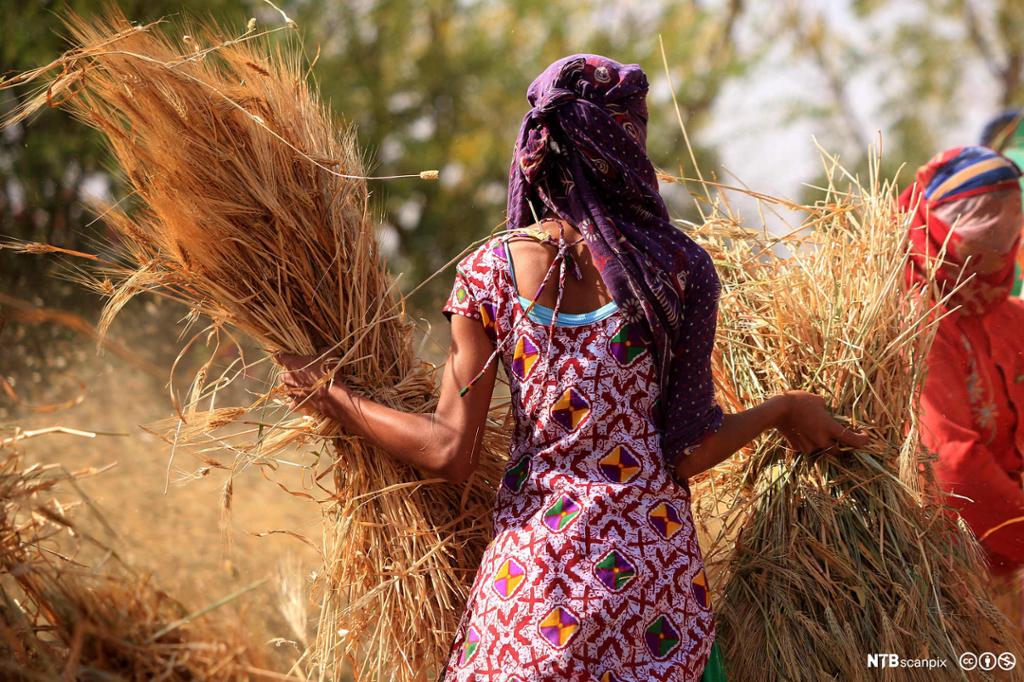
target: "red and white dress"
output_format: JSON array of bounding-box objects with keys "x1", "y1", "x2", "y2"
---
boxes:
[{"x1": 442, "y1": 234, "x2": 714, "y2": 681}]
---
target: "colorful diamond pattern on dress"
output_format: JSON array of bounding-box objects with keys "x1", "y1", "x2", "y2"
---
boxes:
[
  {"x1": 542, "y1": 493, "x2": 581, "y2": 533},
  {"x1": 440, "y1": 236, "x2": 717, "y2": 680},
  {"x1": 691, "y1": 568, "x2": 710, "y2": 609},
  {"x1": 594, "y1": 549, "x2": 636, "y2": 592},
  {"x1": 492, "y1": 558, "x2": 526, "y2": 601},
  {"x1": 479, "y1": 301, "x2": 498, "y2": 340},
  {"x1": 511, "y1": 335, "x2": 540, "y2": 381},
  {"x1": 608, "y1": 322, "x2": 647, "y2": 366},
  {"x1": 598, "y1": 445, "x2": 641, "y2": 484},
  {"x1": 550, "y1": 387, "x2": 590, "y2": 431},
  {"x1": 644, "y1": 615, "x2": 681, "y2": 659},
  {"x1": 502, "y1": 456, "x2": 530, "y2": 492},
  {"x1": 455, "y1": 286, "x2": 469, "y2": 304},
  {"x1": 538, "y1": 605, "x2": 580, "y2": 649},
  {"x1": 648, "y1": 501, "x2": 683, "y2": 540},
  {"x1": 459, "y1": 625, "x2": 481, "y2": 666}
]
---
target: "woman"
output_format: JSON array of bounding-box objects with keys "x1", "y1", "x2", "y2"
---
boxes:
[
  {"x1": 900, "y1": 146, "x2": 1024, "y2": 629},
  {"x1": 279, "y1": 55, "x2": 864, "y2": 681}
]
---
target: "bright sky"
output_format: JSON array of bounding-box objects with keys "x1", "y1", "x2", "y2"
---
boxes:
[{"x1": 702, "y1": 0, "x2": 1003, "y2": 204}]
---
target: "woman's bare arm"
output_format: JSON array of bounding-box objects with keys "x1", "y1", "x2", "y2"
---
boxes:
[
  {"x1": 281, "y1": 311, "x2": 864, "y2": 484},
  {"x1": 674, "y1": 391, "x2": 869, "y2": 480},
  {"x1": 278, "y1": 314, "x2": 498, "y2": 484}
]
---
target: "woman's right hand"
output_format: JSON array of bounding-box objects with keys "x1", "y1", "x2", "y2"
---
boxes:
[
  {"x1": 774, "y1": 390, "x2": 870, "y2": 454},
  {"x1": 275, "y1": 352, "x2": 346, "y2": 420}
]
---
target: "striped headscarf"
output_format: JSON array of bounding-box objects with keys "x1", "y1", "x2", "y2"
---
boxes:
[
  {"x1": 901, "y1": 146, "x2": 1023, "y2": 315},
  {"x1": 921, "y1": 146, "x2": 1021, "y2": 205}
]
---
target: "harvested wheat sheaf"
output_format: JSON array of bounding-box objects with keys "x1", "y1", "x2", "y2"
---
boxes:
[
  {"x1": 690, "y1": 155, "x2": 1024, "y2": 682},
  {"x1": 0, "y1": 429, "x2": 265, "y2": 680},
  {"x1": 1, "y1": 12, "x2": 506, "y2": 680}
]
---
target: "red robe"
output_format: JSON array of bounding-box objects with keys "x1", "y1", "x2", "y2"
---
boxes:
[
  {"x1": 902, "y1": 147, "x2": 1024, "y2": 573},
  {"x1": 920, "y1": 305, "x2": 1024, "y2": 572}
]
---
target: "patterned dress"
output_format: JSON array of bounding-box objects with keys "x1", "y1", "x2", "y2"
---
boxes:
[{"x1": 442, "y1": 234, "x2": 715, "y2": 681}]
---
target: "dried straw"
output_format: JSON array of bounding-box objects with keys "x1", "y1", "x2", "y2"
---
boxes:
[
  {"x1": 690, "y1": 152, "x2": 1024, "y2": 681},
  {"x1": 0, "y1": 430, "x2": 268, "y2": 680},
  {"x1": 1, "y1": 11, "x2": 506, "y2": 680}
]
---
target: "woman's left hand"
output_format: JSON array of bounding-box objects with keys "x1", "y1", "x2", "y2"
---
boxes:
[{"x1": 275, "y1": 352, "x2": 342, "y2": 418}]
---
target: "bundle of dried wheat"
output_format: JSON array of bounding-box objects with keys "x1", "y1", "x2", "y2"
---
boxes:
[
  {"x1": 690, "y1": 157, "x2": 1022, "y2": 681},
  {"x1": 1, "y1": 11, "x2": 506, "y2": 679}
]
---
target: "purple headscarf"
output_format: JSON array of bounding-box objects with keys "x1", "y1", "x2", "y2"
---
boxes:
[{"x1": 507, "y1": 54, "x2": 723, "y2": 465}]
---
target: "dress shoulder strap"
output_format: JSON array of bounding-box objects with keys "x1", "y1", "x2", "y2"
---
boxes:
[{"x1": 502, "y1": 226, "x2": 555, "y2": 245}]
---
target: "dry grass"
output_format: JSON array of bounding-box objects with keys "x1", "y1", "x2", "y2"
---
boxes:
[
  {"x1": 1, "y1": 10, "x2": 506, "y2": 680},
  {"x1": 689, "y1": 153, "x2": 1024, "y2": 681},
  {"x1": 0, "y1": 426, "x2": 270, "y2": 680}
]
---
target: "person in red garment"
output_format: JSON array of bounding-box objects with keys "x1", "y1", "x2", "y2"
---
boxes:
[{"x1": 900, "y1": 146, "x2": 1024, "y2": 631}]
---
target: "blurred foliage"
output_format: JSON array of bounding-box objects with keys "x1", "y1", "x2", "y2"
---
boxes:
[
  {"x1": 1, "y1": 0, "x2": 747, "y2": 308},
  {"x1": 777, "y1": 0, "x2": 1024, "y2": 191},
  {"x1": 3, "y1": 0, "x2": 1024, "y2": 310}
]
